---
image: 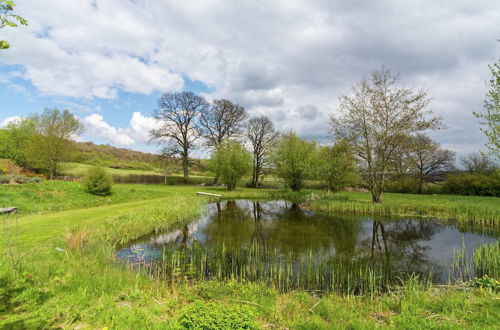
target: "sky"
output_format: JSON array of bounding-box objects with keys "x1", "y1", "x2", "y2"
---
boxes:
[{"x1": 0, "y1": 0, "x2": 499, "y2": 159}]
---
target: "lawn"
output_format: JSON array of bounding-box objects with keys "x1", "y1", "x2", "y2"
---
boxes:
[
  {"x1": 61, "y1": 162, "x2": 162, "y2": 176},
  {"x1": 0, "y1": 181, "x2": 499, "y2": 328}
]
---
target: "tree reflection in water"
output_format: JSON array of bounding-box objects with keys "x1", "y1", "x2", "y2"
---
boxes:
[{"x1": 117, "y1": 200, "x2": 497, "y2": 289}]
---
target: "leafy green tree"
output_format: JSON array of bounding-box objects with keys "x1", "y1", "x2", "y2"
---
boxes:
[
  {"x1": 0, "y1": 118, "x2": 37, "y2": 168},
  {"x1": 82, "y1": 166, "x2": 113, "y2": 196},
  {"x1": 0, "y1": 0, "x2": 28, "y2": 49},
  {"x1": 474, "y1": 60, "x2": 499, "y2": 160},
  {"x1": 31, "y1": 108, "x2": 83, "y2": 179},
  {"x1": 272, "y1": 132, "x2": 318, "y2": 192},
  {"x1": 210, "y1": 140, "x2": 252, "y2": 190},
  {"x1": 317, "y1": 140, "x2": 358, "y2": 191}
]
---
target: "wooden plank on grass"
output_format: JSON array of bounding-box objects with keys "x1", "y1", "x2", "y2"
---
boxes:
[
  {"x1": 196, "y1": 192, "x2": 222, "y2": 198},
  {"x1": 0, "y1": 207, "x2": 17, "y2": 214}
]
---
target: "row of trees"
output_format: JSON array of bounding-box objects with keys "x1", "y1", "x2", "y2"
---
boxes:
[
  {"x1": 209, "y1": 132, "x2": 358, "y2": 192},
  {"x1": 0, "y1": 68, "x2": 495, "y2": 203},
  {"x1": 150, "y1": 92, "x2": 280, "y2": 188},
  {"x1": 151, "y1": 69, "x2": 462, "y2": 202}
]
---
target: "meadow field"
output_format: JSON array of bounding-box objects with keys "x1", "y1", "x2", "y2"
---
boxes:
[{"x1": 1, "y1": 181, "x2": 499, "y2": 329}]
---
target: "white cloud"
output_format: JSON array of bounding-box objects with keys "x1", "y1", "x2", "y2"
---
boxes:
[
  {"x1": 82, "y1": 112, "x2": 161, "y2": 147},
  {"x1": 125, "y1": 112, "x2": 162, "y2": 144},
  {"x1": 0, "y1": 116, "x2": 21, "y2": 128},
  {"x1": 0, "y1": 0, "x2": 499, "y2": 154},
  {"x1": 83, "y1": 114, "x2": 135, "y2": 147}
]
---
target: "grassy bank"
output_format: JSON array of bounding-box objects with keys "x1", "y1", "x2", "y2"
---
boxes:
[
  {"x1": 0, "y1": 181, "x2": 194, "y2": 215},
  {"x1": 1, "y1": 182, "x2": 499, "y2": 328}
]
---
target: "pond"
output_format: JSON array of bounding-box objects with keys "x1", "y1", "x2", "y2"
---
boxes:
[{"x1": 117, "y1": 200, "x2": 499, "y2": 293}]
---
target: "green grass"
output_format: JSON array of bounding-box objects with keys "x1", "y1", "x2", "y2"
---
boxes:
[
  {"x1": 0, "y1": 180, "x2": 191, "y2": 214},
  {"x1": 0, "y1": 182, "x2": 499, "y2": 328},
  {"x1": 61, "y1": 162, "x2": 162, "y2": 176},
  {"x1": 310, "y1": 191, "x2": 500, "y2": 227}
]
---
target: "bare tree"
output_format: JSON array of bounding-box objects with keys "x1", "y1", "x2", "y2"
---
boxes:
[
  {"x1": 461, "y1": 152, "x2": 497, "y2": 175},
  {"x1": 200, "y1": 99, "x2": 248, "y2": 184},
  {"x1": 331, "y1": 68, "x2": 442, "y2": 203},
  {"x1": 200, "y1": 99, "x2": 248, "y2": 147},
  {"x1": 246, "y1": 116, "x2": 279, "y2": 188},
  {"x1": 407, "y1": 134, "x2": 455, "y2": 193},
  {"x1": 151, "y1": 92, "x2": 209, "y2": 180}
]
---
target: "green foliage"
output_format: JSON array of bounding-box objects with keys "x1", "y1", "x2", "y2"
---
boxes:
[
  {"x1": 0, "y1": 174, "x2": 41, "y2": 184},
  {"x1": 0, "y1": 158, "x2": 22, "y2": 175},
  {"x1": 0, "y1": 0, "x2": 28, "y2": 50},
  {"x1": 272, "y1": 132, "x2": 318, "y2": 191},
  {"x1": 210, "y1": 141, "x2": 252, "y2": 190},
  {"x1": 474, "y1": 60, "x2": 500, "y2": 160},
  {"x1": 316, "y1": 140, "x2": 358, "y2": 191},
  {"x1": 468, "y1": 276, "x2": 500, "y2": 291},
  {"x1": 442, "y1": 172, "x2": 500, "y2": 196},
  {"x1": 178, "y1": 300, "x2": 257, "y2": 329},
  {"x1": 30, "y1": 108, "x2": 83, "y2": 179},
  {"x1": 81, "y1": 166, "x2": 113, "y2": 196},
  {"x1": 0, "y1": 119, "x2": 37, "y2": 169},
  {"x1": 474, "y1": 242, "x2": 500, "y2": 280}
]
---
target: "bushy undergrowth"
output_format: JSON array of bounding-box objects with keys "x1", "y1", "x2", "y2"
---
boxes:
[
  {"x1": 177, "y1": 300, "x2": 257, "y2": 329},
  {"x1": 82, "y1": 166, "x2": 113, "y2": 196},
  {"x1": 0, "y1": 174, "x2": 42, "y2": 184},
  {"x1": 442, "y1": 172, "x2": 500, "y2": 196}
]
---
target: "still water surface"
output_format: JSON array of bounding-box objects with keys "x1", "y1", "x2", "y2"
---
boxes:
[{"x1": 117, "y1": 200, "x2": 498, "y2": 287}]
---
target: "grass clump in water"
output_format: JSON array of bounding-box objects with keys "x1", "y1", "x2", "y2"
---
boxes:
[{"x1": 474, "y1": 241, "x2": 500, "y2": 279}]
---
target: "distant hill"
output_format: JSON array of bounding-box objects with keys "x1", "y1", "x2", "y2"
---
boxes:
[
  {"x1": 69, "y1": 141, "x2": 209, "y2": 174},
  {"x1": 70, "y1": 141, "x2": 158, "y2": 170}
]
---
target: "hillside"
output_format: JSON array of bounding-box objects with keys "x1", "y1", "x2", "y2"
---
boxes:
[{"x1": 70, "y1": 141, "x2": 158, "y2": 170}]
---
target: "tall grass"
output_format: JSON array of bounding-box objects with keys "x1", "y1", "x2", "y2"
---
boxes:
[
  {"x1": 311, "y1": 192, "x2": 500, "y2": 228},
  {"x1": 451, "y1": 241, "x2": 500, "y2": 281},
  {"x1": 474, "y1": 242, "x2": 500, "y2": 279},
  {"x1": 125, "y1": 242, "x2": 434, "y2": 296}
]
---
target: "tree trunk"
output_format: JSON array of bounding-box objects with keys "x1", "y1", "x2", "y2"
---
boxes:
[
  {"x1": 371, "y1": 189, "x2": 382, "y2": 203},
  {"x1": 182, "y1": 154, "x2": 189, "y2": 182},
  {"x1": 417, "y1": 175, "x2": 424, "y2": 194},
  {"x1": 251, "y1": 154, "x2": 258, "y2": 188}
]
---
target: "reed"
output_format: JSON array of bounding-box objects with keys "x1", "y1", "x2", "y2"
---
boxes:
[
  {"x1": 126, "y1": 242, "x2": 435, "y2": 296},
  {"x1": 474, "y1": 241, "x2": 500, "y2": 279},
  {"x1": 310, "y1": 193, "x2": 500, "y2": 228},
  {"x1": 451, "y1": 241, "x2": 500, "y2": 281}
]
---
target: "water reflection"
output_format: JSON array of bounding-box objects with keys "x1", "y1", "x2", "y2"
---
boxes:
[{"x1": 117, "y1": 200, "x2": 498, "y2": 286}]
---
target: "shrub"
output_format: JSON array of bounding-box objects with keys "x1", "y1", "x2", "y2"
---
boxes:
[
  {"x1": 442, "y1": 172, "x2": 500, "y2": 196},
  {"x1": 0, "y1": 174, "x2": 42, "y2": 184},
  {"x1": 210, "y1": 141, "x2": 252, "y2": 191},
  {"x1": 316, "y1": 141, "x2": 358, "y2": 191},
  {"x1": 0, "y1": 159, "x2": 22, "y2": 175},
  {"x1": 272, "y1": 132, "x2": 318, "y2": 192},
  {"x1": 177, "y1": 300, "x2": 257, "y2": 329},
  {"x1": 82, "y1": 166, "x2": 113, "y2": 196}
]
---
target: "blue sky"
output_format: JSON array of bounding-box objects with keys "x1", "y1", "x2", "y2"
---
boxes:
[{"x1": 0, "y1": 0, "x2": 499, "y2": 159}]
